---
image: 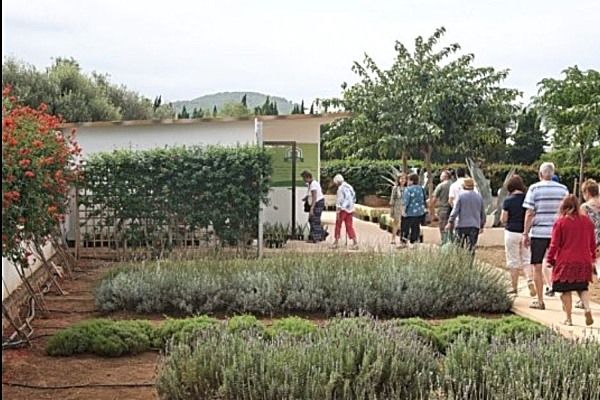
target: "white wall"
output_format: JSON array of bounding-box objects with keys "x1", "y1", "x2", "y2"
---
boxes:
[
  {"x1": 73, "y1": 120, "x2": 256, "y2": 156},
  {"x1": 2, "y1": 242, "x2": 54, "y2": 300}
]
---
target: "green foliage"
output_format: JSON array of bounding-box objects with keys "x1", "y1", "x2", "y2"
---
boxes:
[
  {"x1": 80, "y1": 145, "x2": 272, "y2": 252},
  {"x1": 153, "y1": 316, "x2": 219, "y2": 347},
  {"x1": 157, "y1": 316, "x2": 439, "y2": 400},
  {"x1": 321, "y1": 159, "x2": 600, "y2": 199},
  {"x1": 2, "y1": 57, "x2": 175, "y2": 122},
  {"x1": 95, "y1": 250, "x2": 512, "y2": 317},
  {"x1": 254, "y1": 95, "x2": 279, "y2": 115},
  {"x1": 46, "y1": 319, "x2": 155, "y2": 357},
  {"x1": 226, "y1": 315, "x2": 266, "y2": 335},
  {"x1": 173, "y1": 92, "x2": 294, "y2": 115},
  {"x1": 441, "y1": 333, "x2": 600, "y2": 400},
  {"x1": 177, "y1": 105, "x2": 189, "y2": 119},
  {"x1": 323, "y1": 27, "x2": 519, "y2": 171},
  {"x1": 536, "y1": 66, "x2": 600, "y2": 184},
  {"x1": 218, "y1": 101, "x2": 251, "y2": 117},
  {"x1": 267, "y1": 316, "x2": 317, "y2": 337},
  {"x1": 507, "y1": 108, "x2": 547, "y2": 164}
]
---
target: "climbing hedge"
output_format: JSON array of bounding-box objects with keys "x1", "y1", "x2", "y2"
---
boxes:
[
  {"x1": 79, "y1": 145, "x2": 271, "y2": 250},
  {"x1": 321, "y1": 159, "x2": 600, "y2": 199}
]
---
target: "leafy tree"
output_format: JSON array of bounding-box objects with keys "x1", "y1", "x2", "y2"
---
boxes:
[
  {"x1": 325, "y1": 27, "x2": 519, "y2": 198},
  {"x1": 507, "y1": 108, "x2": 547, "y2": 164},
  {"x1": 254, "y1": 96, "x2": 279, "y2": 115},
  {"x1": 3, "y1": 57, "x2": 175, "y2": 122},
  {"x1": 178, "y1": 105, "x2": 190, "y2": 119},
  {"x1": 536, "y1": 66, "x2": 600, "y2": 189},
  {"x1": 191, "y1": 107, "x2": 204, "y2": 118},
  {"x1": 219, "y1": 102, "x2": 251, "y2": 118}
]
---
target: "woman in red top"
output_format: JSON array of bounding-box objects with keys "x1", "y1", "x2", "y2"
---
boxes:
[{"x1": 546, "y1": 195, "x2": 596, "y2": 326}]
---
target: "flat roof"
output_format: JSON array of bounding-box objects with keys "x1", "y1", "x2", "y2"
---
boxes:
[{"x1": 59, "y1": 112, "x2": 351, "y2": 129}]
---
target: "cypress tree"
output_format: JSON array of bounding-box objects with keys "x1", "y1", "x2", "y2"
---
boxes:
[
  {"x1": 309, "y1": 103, "x2": 314, "y2": 114},
  {"x1": 241, "y1": 94, "x2": 247, "y2": 108},
  {"x1": 212, "y1": 105, "x2": 218, "y2": 117},
  {"x1": 300, "y1": 100, "x2": 304, "y2": 114}
]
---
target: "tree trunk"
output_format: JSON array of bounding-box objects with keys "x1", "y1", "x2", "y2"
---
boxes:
[
  {"x1": 579, "y1": 144, "x2": 585, "y2": 200},
  {"x1": 402, "y1": 151, "x2": 408, "y2": 174}
]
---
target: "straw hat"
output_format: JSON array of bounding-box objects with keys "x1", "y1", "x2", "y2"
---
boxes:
[{"x1": 463, "y1": 178, "x2": 475, "y2": 190}]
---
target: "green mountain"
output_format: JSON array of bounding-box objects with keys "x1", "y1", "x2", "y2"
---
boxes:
[{"x1": 173, "y1": 92, "x2": 295, "y2": 115}]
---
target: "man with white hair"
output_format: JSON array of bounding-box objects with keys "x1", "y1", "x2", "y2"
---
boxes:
[
  {"x1": 332, "y1": 174, "x2": 358, "y2": 250},
  {"x1": 522, "y1": 162, "x2": 568, "y2": 310},
  {"x1": 432, "y1": 170, "x2": 453, "y2": 242}
]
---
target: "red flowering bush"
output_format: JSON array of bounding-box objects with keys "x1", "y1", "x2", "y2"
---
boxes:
[{"x1": 2, "y1": 86, "x2": 81, "y2": 264}]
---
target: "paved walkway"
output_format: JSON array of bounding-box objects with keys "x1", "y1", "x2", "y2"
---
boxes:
[{"x1": 284, "y1": 212, "x2": 600, "y2": 340}]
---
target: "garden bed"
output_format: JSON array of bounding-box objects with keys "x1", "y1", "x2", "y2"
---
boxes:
[{"x1": 95, "y1": 250, "x2": 512, "y2": 317}]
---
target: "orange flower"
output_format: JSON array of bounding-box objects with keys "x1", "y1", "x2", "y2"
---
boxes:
[
  {"x1": 24, "y1": 171, "x2": 35, "y2": 179},
  {"x1": 19, "y1": 159, "x2": 31, "y2": 168},
  {"x1": 32, "y1": 140, "x2": 44, "y2": 148}
]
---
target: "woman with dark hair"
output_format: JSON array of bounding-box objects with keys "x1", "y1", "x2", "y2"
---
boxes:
[
  {"x1": 501, "y1": 175, "x2": 535, "y2": 296},
  {"x1": 546, "y1": 195, "x2": 596, "y2": 326},
  {"x1": 389, "y1": 173, "x2": 407, "y2": 245},
  {"x1": 402, "y1": 173, "x2": 426, "y2": 245}
]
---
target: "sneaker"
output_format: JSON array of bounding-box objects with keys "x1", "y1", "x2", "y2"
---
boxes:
[
  {"x1": 545, "y1": 288, "x2": 555, "y2": 297},
  {"x1": 527, "y1": 281, "x2": 537, "y2": 297},
  {"x1": 349, "y1": 244, "x2": 359, "y2": 251},
  {"x1": 575, "y1": 300, "x2": 584, "y2": 309},
  {"x1": 330, "y1": 242, "x2": 339, "y2": 249}
]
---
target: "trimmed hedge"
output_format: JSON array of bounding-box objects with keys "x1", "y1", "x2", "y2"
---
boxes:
[
  {"x1": 321, "y1": 159, "x2": 600, "y2": 199},
  {"x1": 95, "y1": 250, "x2": 512, "y2": 317},
  {"x1": 79, "y1": 146, "x2": 272, "y2": 250},
  {"x1": 156, "y1": 316, "x2": 599, "y2": 400}
]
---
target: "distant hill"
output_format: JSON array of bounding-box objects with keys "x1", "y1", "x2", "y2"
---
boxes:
[{"x1": 172, "y1": 92, "x2": 295, "y2": 115}]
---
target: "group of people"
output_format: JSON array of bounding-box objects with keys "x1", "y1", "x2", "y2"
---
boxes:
[
  {"x1": 500, "y1": 162, "x2": 598, "y2": 327},
  {"x1": 301, "y1": 162, "x2": 599, "y2": 326}
]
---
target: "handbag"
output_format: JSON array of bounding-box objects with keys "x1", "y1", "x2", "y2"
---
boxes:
[{"x1": 304, "y1": 199, "x2": 311, "y2": 213}]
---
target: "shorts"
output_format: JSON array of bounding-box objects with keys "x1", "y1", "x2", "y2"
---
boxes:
[
  {"x1": 504, "y1": 230, "x2": 530, "y2": 269},
  {"x1": 530, "y1": 238, "x2": 551, "y2": 265}
]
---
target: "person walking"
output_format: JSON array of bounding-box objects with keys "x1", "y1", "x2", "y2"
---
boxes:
[
  {"x1": 389, "y1": 173, "x2": 407, "y2": 245},
  {"x1": 546, "y1": 195, "x2": 596, "y2": 326},
  {"x1": 575, "y1": 179, "x2": 600, "y2": 310},
  {"x1": 445, "y1": 178, "x2": 485, "y2": 253},
  {"x1": 522, "y1": 162, "x2": 569, "y2": 310},
  {"x1": 501, "y1": 175, "x2": 536, "y2": 296},
  {"x1": 402, "y1": 173, "x2": 426, "y2": 245},
  {"x1": 432, "y1": 170, "x2": 452, "y2": 243},
  {"x1": 448, "y1": 167, "x2": 467, "y2": 208},
  {"x1": 331, "y1": 174, "x2": 358, "y2": 250},
  {"x1": 301, "y1": 170, "x2": 327, "y2": 243}
]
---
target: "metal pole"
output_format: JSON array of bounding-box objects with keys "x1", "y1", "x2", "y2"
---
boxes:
[
  {"x1": 255, "y1": 119, "x2": 264, "y2": 259},
  {"x1": 291, "y1": 142, "x2": 297, "y2": 236}
]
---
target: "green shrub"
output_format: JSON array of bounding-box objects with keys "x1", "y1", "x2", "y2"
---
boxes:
[
  {"x1": 226, "y1": 315, "x2": 266, "y2": 336},
  {"x1": 46, "y1": 319, "x2": 155, "y2": 357},
  {"x1": 156, "y1": 316, "x2": 439, "y2": 400},
  {"x1": 80, "y1": 145, "x2": 272, "y2": 250},
  {"x1": 153, "y1": 315, "x2": 219, "y2": 347},
  {"x1": 441, "y1": 333, "x2": 600, "y2": 400},
  {"x1": 268, "y1": 316, "x2": 317, "y2": 337},
  {"x1": 321, "y1": 159, "x2": 600, "y2": 199},
  {"x1": 95, "y1": 250, "x2": 512, "y2": 318}
]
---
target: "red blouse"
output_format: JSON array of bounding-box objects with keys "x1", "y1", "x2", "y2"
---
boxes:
[{"x1": 546, "y1": 214, "x2": 597, "y2": 284}]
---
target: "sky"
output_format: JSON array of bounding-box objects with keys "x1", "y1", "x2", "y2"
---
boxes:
[{"x1": 3, "y1": 0, "x2": 599, "y2": 105}]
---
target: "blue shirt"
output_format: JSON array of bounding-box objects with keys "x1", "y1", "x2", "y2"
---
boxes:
[
  {"x1": 502, "y1": 193, "x2": 526, "y2": 233},
  {"x1": 402, "y1": 185, "x2": 426, "y2": 217},
  {"x1": 449, "y1": 191, "x2": 486, "y2": 229}
]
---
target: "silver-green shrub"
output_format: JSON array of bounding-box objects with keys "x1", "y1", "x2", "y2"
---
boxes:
[{"x1": 96, "y1": 249, "x2": 512, "y2": 317}]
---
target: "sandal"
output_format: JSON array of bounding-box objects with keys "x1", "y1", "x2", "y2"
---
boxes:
[
  {"x1": 585, "y1": 311, "x2": 594, "y2": 326},
  {"x1": 529, "y1": 301, "x2": 545, "y2": 310},
  {"x1": 527, "y1": 281, "x2": 537, "y2": 297}
]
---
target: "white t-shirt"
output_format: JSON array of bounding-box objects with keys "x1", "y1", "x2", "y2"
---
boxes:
[
  {"x1": 449, "y1": 178, "x2": 478, "y2": 206},
  {"x1": 307, "y1": 180, "x2": 325, "y2": 203}
]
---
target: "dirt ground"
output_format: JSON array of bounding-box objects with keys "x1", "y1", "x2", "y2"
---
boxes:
[{"x1": 3, "y1": 249, "x2": 599, "y2": 400}]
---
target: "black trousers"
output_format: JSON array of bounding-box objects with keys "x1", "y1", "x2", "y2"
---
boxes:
[
  {"x1": 455, "y1": 227, "x2": 480, "y2": 253},
  {"x1": 402, "y1": 216, "x2": 422, "y2": 244}
]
